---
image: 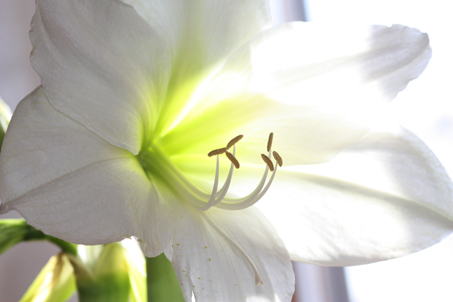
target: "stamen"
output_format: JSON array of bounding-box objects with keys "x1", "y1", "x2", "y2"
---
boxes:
[
  {"x1": 202, "y1": 146, "x2": 236, "y2": 210},
  {"x1": 272, "y1": 151, "x2": 283, "y2": 167},
  {"x1": 208, "y1": 147, "x2": 227, "y2": 157},
  {"x1": 226, "y1": 134, "x2": 244, "y2": 149},
  {"x1": 261, "y1": 154, "x2": 274, "y2": 171},
  {"x1": 226, "y1": 151, "x2": 240, "y2": 169},
  {"x1": 218, "y1": 148, "x2": 272, "y2": 208},
  {"x1": 198, "y1": 132, "x2": 281, "y2": 212},
  {"x1": 267, "y1": 132, "x2": 273, "y2": 152}
]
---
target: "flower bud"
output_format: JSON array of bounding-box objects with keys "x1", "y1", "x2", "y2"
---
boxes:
[
  {"x1": 20, "y1": 253, "x2": 76, "y2": 302},
  {"x1": 72, "y1": 240, "x2": 146, "y2": 302}
]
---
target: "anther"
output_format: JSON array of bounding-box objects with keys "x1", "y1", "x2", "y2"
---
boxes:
[
  {"x1": 226, "y1": 135, "x2": 244, "y2": 149},
  {"x1": 261, "y1": 154, "x2": 274, "y2": 171},
  {"x1": 226, "y1": 151, "x2": 240, "y2": 169},
  {"x1": 272, "y1": 151, "x2": 283, "y2": 167},
  {"x1": 267, "y1": 133, "x2": 273, "y2": 152},
  {"x1": 208, "y1": 148, "x2": 227, "y2": 157}
]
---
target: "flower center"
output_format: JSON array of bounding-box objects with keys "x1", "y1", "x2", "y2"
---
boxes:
[{"x1": 137, "y1": 133, "x2": 282, "y2": 212}]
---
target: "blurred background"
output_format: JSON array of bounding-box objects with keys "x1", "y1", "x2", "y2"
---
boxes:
[{"x1": 1, "y1": 0, "x2": 453, "y2": 301}]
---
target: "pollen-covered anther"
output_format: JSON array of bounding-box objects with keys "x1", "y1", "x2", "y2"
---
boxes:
[
  {"x1": 226, "y1": 151, "x2": 240, "y2": 169},
  {"x1": 267, "y1": 132, "x2": 273, "y2": 152},
  {"x1": 272, "y1": 151, "x2": 283, "y2": 167},
  {"x1": 226, "y1": 134, "x2": 244, "y2": 149},
  {"x1": 261, "y1": 154, "x2": 274, "y2": 171},
  {"x1": 208, "y1": 147, "x2": 227, "y2": 157}
]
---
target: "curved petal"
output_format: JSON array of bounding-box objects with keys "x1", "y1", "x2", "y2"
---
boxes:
[
  {"x1": 163, "y1": 23, "x2": 431, "y2": 166},
  {"x1": 30, "y1": 0, "x2": 171, "y2": 154},
  {"x1": 254, "y1": 126, "x2": 453, "y2": 266},
  {"x1": 0, "y1": 87, "x2": 157, "y2": 245},
  {"x1": 141, "y1": 180, "x2": 294, "y2": 302}
]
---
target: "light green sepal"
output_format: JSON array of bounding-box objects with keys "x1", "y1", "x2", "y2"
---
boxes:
[{"x1": 20, "y1": 253, "x2": 76, "y2": 302}]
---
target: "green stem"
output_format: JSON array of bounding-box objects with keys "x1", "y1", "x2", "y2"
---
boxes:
[
  {"x1": 46, "y1": 236, "x2": 78, "y2": 256},
  {"x1": 146, "y1": 253, "x2": 185, "y2": 302}
]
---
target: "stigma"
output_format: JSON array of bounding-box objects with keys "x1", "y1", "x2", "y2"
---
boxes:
[{"x1": 186, "y1": 133, "x2": 282, "y2": 212}]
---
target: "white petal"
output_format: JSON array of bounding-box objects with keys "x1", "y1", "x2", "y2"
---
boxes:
[
  {"x1": 246, "y1": 23, "x2": 431, "y2": 104},
  {"x1": 142, "y1": 181, "x2": 294, "y2": 302},
  {"x1": 122, "y1": 0, "x2": 271, "y2": 67},
  {"x1": 0, "y1": 87, "x2": 158, "y2": 246},
  {"x1": 14, "y1": 157, "x2": 157, "y2": 245},
  {"x1": 121, "y1": 0, "x2": 271, "y2": 134},
  {"x1": 31, "y1": 0, "x2": 171, "y2": 154},
  {"x1": 162, "y1": 23, "x2": 430, "y2": 166},
  {"x1": 255, "y1": 126, "x2": 453, "y2": 266},
  {"x1": 0, "y1": 87, "x2": 123, "y2": 204}
]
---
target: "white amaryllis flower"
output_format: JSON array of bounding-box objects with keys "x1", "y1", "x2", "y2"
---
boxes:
[{"x1": 1, "y1": 0, "x2": 452, "y2": 301}]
